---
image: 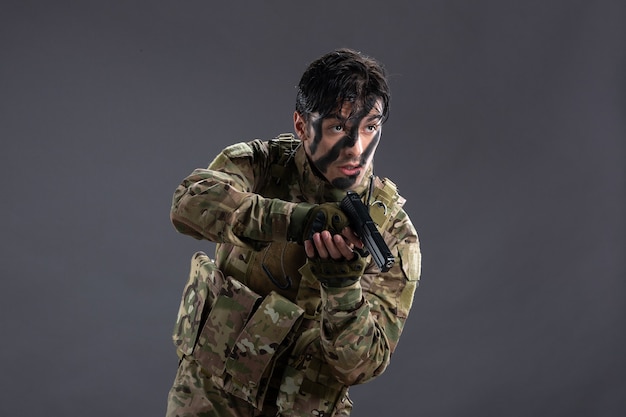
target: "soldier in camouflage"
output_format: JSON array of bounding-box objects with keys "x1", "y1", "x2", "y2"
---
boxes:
[{"x1": 166, "y1": 48, "x2": 422, "y2": 417}]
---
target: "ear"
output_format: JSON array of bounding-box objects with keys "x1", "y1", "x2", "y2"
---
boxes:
[{"x1": 293, "y1": 111, "x2": 308, "y2": 140}]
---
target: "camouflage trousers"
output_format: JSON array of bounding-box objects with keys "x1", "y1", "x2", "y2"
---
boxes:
[
  {"x1": 166, "y1": 356, "x2": 279, "y2": 417},
  {"x1": 166, "y1": 356, "x2": 353, "y2": 417}
]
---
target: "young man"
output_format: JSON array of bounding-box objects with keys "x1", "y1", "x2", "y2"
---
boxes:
[{"x1": 166, "y1": 48, "x2": 421, "y2": 417}]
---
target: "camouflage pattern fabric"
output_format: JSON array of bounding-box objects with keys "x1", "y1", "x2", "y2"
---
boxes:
[
  {"x1": 166, "y1": 356, "x2": 260, "y2": 417},
  {"x1": 194, "y1": 274, "x2": 261, "y2": 376},
  {"x1": 221, "y1": 291, "x2": 304, "y2": 408},
  {"x1": 168, "y1": 134, "x2": 422, "y2": 416},
  {"x1": 172, "y1": 251, "x2": 225, "y2": 358}
]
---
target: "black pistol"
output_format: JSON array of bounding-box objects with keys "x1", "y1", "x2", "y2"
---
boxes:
[{"x1": 340, "y1": 191, "x2": 395, "y2": 272}]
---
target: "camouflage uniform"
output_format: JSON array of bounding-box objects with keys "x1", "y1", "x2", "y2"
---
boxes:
[{"x1": 167, "y1": 134, "x2": 421, "y2": 417}]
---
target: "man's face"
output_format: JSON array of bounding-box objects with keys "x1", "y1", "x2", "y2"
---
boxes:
[{"x1": 294, "y1": 99, "x2": 383, "y2": 190}]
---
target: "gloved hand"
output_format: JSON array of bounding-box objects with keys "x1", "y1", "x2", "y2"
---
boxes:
[
  {"x1": 288, "y1": 202, "x2": 350, "y2": 244},
  {"x1": 307, "y1": 249, "x2": 368, "y2": 287},
  {"x1": 289, "y1": 203, "x2": 367, "y2": 287}
]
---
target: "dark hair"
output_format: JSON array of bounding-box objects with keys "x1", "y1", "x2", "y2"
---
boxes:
[{"x1": 295, "y1": 48, "x2": 390, "y2": 123}]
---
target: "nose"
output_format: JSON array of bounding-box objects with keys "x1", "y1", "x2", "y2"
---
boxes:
[{"x1": 345, "y1": 133, "x2": 364, "y2": 158}]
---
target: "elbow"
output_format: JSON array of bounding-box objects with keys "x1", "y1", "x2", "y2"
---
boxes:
[
  {"x1": 170, "y1": 205, "x2": 204, "y2": 240},
  {"x1": 324, "y1": 341, "x2": 391, "y2": 386}
]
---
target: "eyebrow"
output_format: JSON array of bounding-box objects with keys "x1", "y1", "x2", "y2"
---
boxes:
[
  {"x1": 366, "y1": 114, "x2": 384, "y2": 123},
  {"x1": 325, "y1": 113, "x2": 383, "y2": 123}
]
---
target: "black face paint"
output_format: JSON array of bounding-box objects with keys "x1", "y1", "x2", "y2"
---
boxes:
[
  {"x1": 309, "y1": 99, "x2": 375, "y2": 157},
  {"x1": 330, "y1": 130, "x2": 381, "y2": 189},
  {"x1": 306, "y1": 99, "x2": 382, "y2": 189},
  {"x1": 313, "y1": 103, "x2": 374, "y2": 170},
  {"x1": 331, "y1": 174, "x2": 358, "y2": 190},
  {"x1": 359, "y1": 130, "x2": 380, "y2": 167},
  {"x1": 308, "y1": 117, "x2": 324, "y2": 156},
  {"x1": 315, "y1": 134, "x2": 357, "y2": 174}
]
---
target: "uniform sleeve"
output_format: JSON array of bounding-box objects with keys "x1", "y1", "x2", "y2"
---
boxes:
[
  {"x1": 170, "y1": 140, "x2": 297, "y2": 249},
  {"x1": 317, "y1": 208, "x2": 421, "y2": 385}
]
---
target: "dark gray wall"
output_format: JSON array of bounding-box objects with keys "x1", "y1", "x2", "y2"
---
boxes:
[{"x1": 1, "y1": 1, "x2": 624, "y2": 416}]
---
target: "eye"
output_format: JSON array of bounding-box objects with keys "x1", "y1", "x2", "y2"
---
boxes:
[
  {"x1": 332, "y1": 125, "x2": 343, "y2": 132},
  {"x1": 365, "y1": 124, "x2": 379, "y2": 132}
]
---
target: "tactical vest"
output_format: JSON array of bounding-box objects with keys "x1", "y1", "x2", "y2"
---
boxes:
[
  {"x1": 173, "y1": 134, "x2": 403, "y2": 415},
  {"x1": 216, "y1": 133, "x2": 403, "y2": 308}
]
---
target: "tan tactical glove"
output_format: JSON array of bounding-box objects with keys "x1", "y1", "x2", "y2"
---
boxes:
[{"x1": 288, "y1": 202, "x2": 350, "y2": 244}]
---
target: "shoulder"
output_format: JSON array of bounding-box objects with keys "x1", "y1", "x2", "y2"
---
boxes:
[
  {"x1": 220, "y1": 134, "x2": 300, "y2": 163},
  {"x1": 221, "y1": 139, "x2": 265, "y2": 159},
  {"x1": 210, "y1": 139, "x2": 271, "y2": 172},
  {"x1": 267, "y1": 133, "x2": 301, "y2": 162}
]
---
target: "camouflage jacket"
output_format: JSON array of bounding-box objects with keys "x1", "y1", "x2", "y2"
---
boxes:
[{"x1": 170, "y1": 134, "x2": 421, "y2": 409}]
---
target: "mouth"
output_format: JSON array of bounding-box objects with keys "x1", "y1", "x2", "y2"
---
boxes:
[{"x1": 339, "y1": 164, "x2": 362, "y2": 177}]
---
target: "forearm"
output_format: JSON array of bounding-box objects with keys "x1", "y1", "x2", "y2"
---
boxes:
[
  {"x1": 316, "y1": 218, "x2": 421, "y2": 386},
  {"x1": 170, "y1": 168, "x2": 296, "y2": 248},
  {"x1": 319, "y1": 282, "x2": 394, "y2": 385}
]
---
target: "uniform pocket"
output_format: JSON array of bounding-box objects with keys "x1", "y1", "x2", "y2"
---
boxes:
[
  {"x1": 397, "y1": 242, "x2": 421, "y2": 282},
  {"x1": 396, "y1": 242, "x2": 421, "y2": 317},
  {"x1": 194, "y1": 275, "x2": 262, "y2": 377},
  {"x1": 224, "y1": 291, "x2": 304, "y2": 408}
]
